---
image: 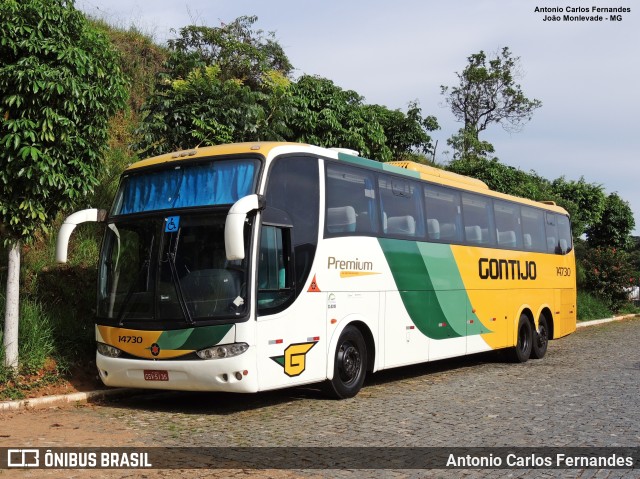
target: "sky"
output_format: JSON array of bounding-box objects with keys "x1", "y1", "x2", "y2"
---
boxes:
[{"x1": 76, "y1": 0, "x2": 639, "y2": 234}]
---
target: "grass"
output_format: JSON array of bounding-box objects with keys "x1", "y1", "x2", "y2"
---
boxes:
[
  {"x1": 0, "y1": 235, "x2": 97, "y2": 400},
  {"x1": 576, "y1": 290, "x2": 613, "y2": 321},
  {"x1": 616, "y1": 301, "x2": 640, "y2": 315},
  {"x1": 576, "y1": 290, "x2": 640, "y2": 321},
  {"x1": 0, "y1": 292, "x2": 60, "y2": 400}
]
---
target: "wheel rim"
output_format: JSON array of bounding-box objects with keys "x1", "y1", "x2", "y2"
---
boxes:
[
  {"x1": 536, "y1": 323, "x2": 548, "y2": 350},
  {"x1": 337, "y1": 341, "x2": 361, "y2": 385}
]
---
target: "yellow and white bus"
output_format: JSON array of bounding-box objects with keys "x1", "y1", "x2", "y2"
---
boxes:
[{"x1": 57, "y1": 142, "x2": 576, "y2": 398}]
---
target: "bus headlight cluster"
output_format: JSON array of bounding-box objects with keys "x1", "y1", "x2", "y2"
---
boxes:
[
  {"x1": 97, "y1": 342, "x2": 122, "y2": 358},
  {"x1": 197, "y1": 343, "x2": 249, "y2": 360}
]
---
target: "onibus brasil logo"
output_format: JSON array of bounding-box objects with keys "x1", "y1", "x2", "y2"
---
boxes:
[{"x1": 270, "y1": 342, "x2": 316, "y2": 377}]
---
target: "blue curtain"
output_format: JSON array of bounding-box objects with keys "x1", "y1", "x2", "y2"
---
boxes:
[{"x1": 115, "y1": 160, "x2": 257, "y2": 215}]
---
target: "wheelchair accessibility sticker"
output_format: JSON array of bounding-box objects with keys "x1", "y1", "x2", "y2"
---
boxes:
[{"x1": 165, "y1": 216, "x2": 180, "y2": 233}]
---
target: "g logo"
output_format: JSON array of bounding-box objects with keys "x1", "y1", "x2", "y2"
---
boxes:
[{"x1": 271, "y1": 342, "x2": 316, "y2": 377}]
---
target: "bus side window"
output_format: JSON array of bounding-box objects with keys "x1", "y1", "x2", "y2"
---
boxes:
[
  {"x1": 378, "y1": 176, "x2": 425, "y2": 238},
  {"x1": 424, "y1": 184, "x2": 462, "y2": 243},
  {"x1": 325, "y1": 164, "x2": 379, "y2": 236},
  {"x1": 545, "y1": 213, "x2": 560, "y2": 254},
  {"x1": 257, "y1": 225, "x2": 293, "y2": 312},
  {"x1": 521, "y1": 206, "x2": 546, "y2": 252},
  {"x1": 461, "y1": 193, "x2": 495, "y2": 246},
  {"x1": 494, "y1": 200, "x2": 523, "y2": 249},
  {"x1": 556, "y1": 214, "x2": 573, "y2": 254}
]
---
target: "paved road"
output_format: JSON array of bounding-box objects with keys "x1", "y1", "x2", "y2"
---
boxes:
[{"x1": 5, "y1": 318, "x2": 640, "y2": 478}]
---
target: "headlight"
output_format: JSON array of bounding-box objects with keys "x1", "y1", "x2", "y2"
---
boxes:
[
  {"x1": 196, "y1": 343, "x2": 249, "y2": 360},
  {"x1": 97, "y1": 342, "x2": 122, "y2": 358}
]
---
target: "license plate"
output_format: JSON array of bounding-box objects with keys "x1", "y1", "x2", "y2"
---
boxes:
[{"x1": 144, "y1": 369, "x2": 169, "y2": 381}]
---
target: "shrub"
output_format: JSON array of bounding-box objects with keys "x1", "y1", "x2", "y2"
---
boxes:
[
  {"x1": 581, "y1": 247, "x2": 635, "y2": 312},
  {"x1": 577, "y1": 290, "x2": 612, "y2": 321}
]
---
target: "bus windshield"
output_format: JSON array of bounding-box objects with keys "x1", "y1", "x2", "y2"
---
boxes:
[{"x1": 97, "y1": 213, "x2": 249, "y2": 325}]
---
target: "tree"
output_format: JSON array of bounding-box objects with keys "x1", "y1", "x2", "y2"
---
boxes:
[
  {"x1": 586, "y1": 193, "x2": 635, "y2": 249},
  {"x1": 0, "y1": 0, "x2": 127, "y2": 369},
  {"x1": 441, "y1": 47, "x2": 542, "y2": 159},
  {"x1": 289, "y1": 76, "x2": 440, "y2": 162},
  {"x1": 288, "y1": 75, "x2": 390, "y2": 159},
  {"x1": 445, "y1": 127, "x2": 495, "y2": 160},
  {"x1": 135, "y1": 64, "x2": 277, "y2": 157},
  {"x1": 551, "y1": 177, "x2": 605, "y2": 238},
  {"x1": 581, "y1": 246, "x2": 635, "y2": 311},
  {"x1": 135, "y1": 16, "x2": 294, "y2": 157},
  {"x1": 166, "y1": 16, "x2": 293, "y2": 88},
  {"x1": 363, "y1": 101, "x2": 439, "y2": 160},
  {"x1": 446, "y1": 157, "x2": 553, "y2": 203},
  {"x1": 137, "y1": 18, "x2": 441, "y2": 162}
]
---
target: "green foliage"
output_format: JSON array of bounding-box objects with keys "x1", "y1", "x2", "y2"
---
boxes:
[
  {"x1": 135, "y1": 16, "x2": 296, "y2": 157},
  {"x1": 135, "y1": 64, "x2": 282, "y2": 157},
  {"x1": 576, "y1": 290, "x2": 613, "y2": 321},
  {"x1": 0, "y1": 239, "x2": 96, "y2": 376},
  {"x1": 288, "y1": 75, "x2": 389, "y2": 159},
  {"x1": 586, "y1": 193, "x2": 635, "y2": 249},
  {"x1": 550, "y1": 177, "x2": 605, "y2": 238},
  {"x1": 166, "y1": 16, "x2": 293, "y2": 87},
  {"x1": 441, "y1": 47, "x2": 542, "y2": 159},
  {"x1": 628, "y1": 236, "x2": 640, "y2": 280},
  {"x1": 0, "y1": 288, "x2": 54, "y2": 374},
  {"x1": 135, "y1": 16, "x2": 439, "y2": 162},
  {"x1": 91, "y1": 20, "x2": 168, "y2": 114},
  {"x1": 363, "y1": 101, "x2": 439, "y2": 160},
  {"x1": 581, "y1": 246, "x2": 635, "y2": 312},
  {"x1": 0, "y1": 0, "x2": 128, "y2": 243},
  {"x1": 446, "y1": 157, "x2": 553, "y2": 202},
  {"x1": 446, "y1": 127, "x2": 495, "y2": 160}
]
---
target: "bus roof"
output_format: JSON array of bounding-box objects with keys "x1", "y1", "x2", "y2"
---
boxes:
[
  {"x1": 125, "y1": 142, "x2": 305, "y2": 171},
  {"x1": 125, "y1": 142, "x2": 568, "y2": 215}
]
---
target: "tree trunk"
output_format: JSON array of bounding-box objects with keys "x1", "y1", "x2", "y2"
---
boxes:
[{"x1": 3, "y1": 241, "x2": 20, "y2": 370}]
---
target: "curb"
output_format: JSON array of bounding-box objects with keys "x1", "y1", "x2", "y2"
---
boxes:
[
  {"x1": 576, "y1": 313, "x2": 638, "y2": 328},
  {"x1": 2, "y1": 314, "x2": 638, "y2": 412},
  {"x1": 1, "y1": 387, "x2": 134, "y2": 412}
]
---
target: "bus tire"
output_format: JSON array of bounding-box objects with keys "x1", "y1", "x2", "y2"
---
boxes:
[
  {"x1": 531, "y1": 314, "x2": 549, "y2": 359},
  {"x1": 509, "y1": 314, "x2": 533, "y2": 363},
  {"x1": 326, "y1": 325, "x2": 367, "y2": 399}
]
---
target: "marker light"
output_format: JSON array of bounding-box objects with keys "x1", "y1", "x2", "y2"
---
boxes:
[
  {"x1": 97, "y1": 342, "x2": 122, "y2": 358},
  {"x1": 196, "y1": 343, "x2": 249, "y2": 360}
]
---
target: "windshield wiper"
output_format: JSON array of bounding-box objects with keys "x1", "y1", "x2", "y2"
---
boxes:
[{"x1": 167, "y1": 250, "x2": 195, "y2": 326}]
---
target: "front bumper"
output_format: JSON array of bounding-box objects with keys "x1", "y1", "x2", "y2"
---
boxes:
[{"x1": 96, "y1": 347, "x2": 258, "y2": 393}]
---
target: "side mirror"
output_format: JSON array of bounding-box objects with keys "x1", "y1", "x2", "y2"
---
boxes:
[
  {"x1": 56, "y1": 208, "x2": 107, "y2": 263},
  {"x1": 225, "y1": 195, "x2": 265, "y2": 260}
]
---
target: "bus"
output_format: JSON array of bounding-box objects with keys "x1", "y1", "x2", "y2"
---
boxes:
[{"x1": 56, "y1": 142, "x2": 576, "y2": 398}]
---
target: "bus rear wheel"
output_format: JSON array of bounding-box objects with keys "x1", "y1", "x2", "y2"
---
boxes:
[
  {"x1": 326, "y1": 325, "x2": 367, "y2": 399},
  {"x1": 509, "y1": 314, "x2": 533, "y2": 363},
  {"x1": 531, "y1": 314, "x2": 549, "y2": 359}
]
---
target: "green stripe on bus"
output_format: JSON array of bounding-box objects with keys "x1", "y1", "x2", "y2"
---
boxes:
[
  {"x1": 378, "y1": 239, "x2": 490, "y2": 339},
  {"x1": 157, "y1": 324, "x2": 233, "y2": 350},
  {"x1": 417, "y1": 242, "x2": 490, "y2": 336}
]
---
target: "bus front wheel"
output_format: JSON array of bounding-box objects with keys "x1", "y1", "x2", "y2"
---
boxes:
[
  {"x1": 326, "y1": 325, "x2": 367, "y2": 399},
  {"x1": 510, "y1": 314, "x2": 533, "y2": 363}
]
